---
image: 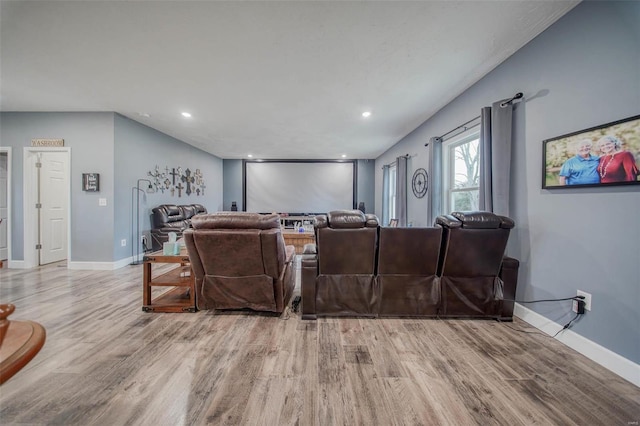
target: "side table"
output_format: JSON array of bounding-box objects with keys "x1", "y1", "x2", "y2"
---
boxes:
[
  {"x1": 282, "y1": 230, "x2": 315, "y2": 254},
  {"x1": 0, "y1": 304, "x2": 46, "y2": 385},
  {"x1": 142, "y1": 250, "x2": 196, "y2": 313}
]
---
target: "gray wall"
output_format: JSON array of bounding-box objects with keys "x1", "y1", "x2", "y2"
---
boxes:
[
  {"x1": 114, "y1": 114, "x2": 223, "y2": 260},
  {"x1": 0, "y1": 112, "x2": 223, "y2": 263},
  {"x1": 223, "y1": 159, "x2": 243, "y2": 211},
  {"x1": 223, "y1": 158, "x2": 375, "y2": 214},
  {"x1": 357, "y1": 159, "x2": 375, "y2": 214},
  {"x1": 375, "y1": 1, "x2": 640, "y2": 362},
  {"x1": 1, "y1": 112, "x2": 115, "y2": 261}
]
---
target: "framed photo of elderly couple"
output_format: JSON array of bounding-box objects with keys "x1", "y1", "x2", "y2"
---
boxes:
[{"x1": 542, "y1": 114, "x2": 640, "y2": 189}]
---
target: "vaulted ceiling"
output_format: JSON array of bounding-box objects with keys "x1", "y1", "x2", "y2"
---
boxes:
[{"x1": 1, "y1": 1, "x2": 579, "y2": 159}]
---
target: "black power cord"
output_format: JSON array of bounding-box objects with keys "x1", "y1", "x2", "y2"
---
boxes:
[
  {"x1": 552, "y1": 308, "x2": 584, "y2": 337},
  {"x1": 501, "y1": 296, "x2": 586, "y2": 338},
  {"x1": 504, "y1": 295, "x2": 585, "y2": 304}
]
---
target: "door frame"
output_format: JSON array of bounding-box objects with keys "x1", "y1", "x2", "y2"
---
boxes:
[
  {"x1": 23, "y1": 147, "x2": 71, "y2": 269},
  {"x1": 0, "y1": 147, "x2": 11, "y2": 265}
]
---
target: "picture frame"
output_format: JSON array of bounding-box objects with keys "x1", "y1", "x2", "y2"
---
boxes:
[
  {"x1": 389, "y1": 218, "x2": 399, "y2": 227},
  {"x1": 82, "y1": 173, "x2": 100, "y2": 191},
  {"x1": 542, "y1": 114, "x2": 640, "y2": 189}
]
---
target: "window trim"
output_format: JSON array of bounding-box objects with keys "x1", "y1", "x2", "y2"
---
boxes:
[
  {"x1": 442, "y1": 131, "x2": 480, "y2": 213},
  {"x1": 387, "y1": 163, "x2": 397, "y2": 223}
]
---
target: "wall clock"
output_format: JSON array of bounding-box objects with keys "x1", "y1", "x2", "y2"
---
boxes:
[{"x1": 412, "y1": 168, "x2": 428, "y2": 198}]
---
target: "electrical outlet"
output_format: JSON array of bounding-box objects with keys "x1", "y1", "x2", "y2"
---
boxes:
[
  {"x1": 577, "y1": 290, "x2": 592, "y2": 311},
  {"x1": 120, "y1": 239, "x2": 127, "y2": 247}
]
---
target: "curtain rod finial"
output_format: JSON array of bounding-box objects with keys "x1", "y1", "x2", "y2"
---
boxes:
[{"x1": 501, "y1": 92, "x2": 524, "y2": 108}]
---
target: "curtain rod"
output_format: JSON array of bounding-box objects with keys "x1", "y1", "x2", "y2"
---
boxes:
[
  {"x1": 381, "y1": 153, "x2": 413, "y2": 169},
  {"x1": 425, "y1": 115, "x2": 480, "y2": 146},
  {"x1": 500, "y1": 92, "x2": 523, "y2": 108},
  {"x1": 425, "y1": 91, "x2": 523, "y2": 146}
]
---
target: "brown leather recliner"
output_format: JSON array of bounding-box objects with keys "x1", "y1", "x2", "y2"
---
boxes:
[
  {"x1": 377, "y1": 226, "x2": 443, "y2": 317},
  {"x1": 301, "y1": 210, "x2": 379, "y2": 319},
  {"x1": 435, "y1": 211, "x2": 517, "y2": 319},
  {"x1": 151, "y1": 203, "x2": 207, "y2": 250},
  {"x1": 184, "y1": 212, "x2": 296, "y2": 313}
]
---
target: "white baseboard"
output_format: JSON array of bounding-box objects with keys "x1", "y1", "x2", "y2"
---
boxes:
[
  {"x1": 68, "y1": 257, "x2": 133, "y2": 271},
  {"x1": 7, "y1": 257, "x2": 134, "y2": 270},
  {"x1": 7, "y1": 260, "x2": 27, "y2": 269},
  {"x1": 515, "y1": 303, "x2": 640, "y2": 387}
]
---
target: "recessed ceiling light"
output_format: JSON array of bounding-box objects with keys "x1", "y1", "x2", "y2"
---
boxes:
[
  {"x1": 362, "y1": 111, "x2": 371, "y2": 118},
  {"x1": 248, "y1": 154, "x2": 253, "y2": 158},
  {"x1": 181, "y1": 112, "x2": 192, "y2": 118},
  {"x1": 341, "y1": 154, "x2": 347, "y2": 158}
]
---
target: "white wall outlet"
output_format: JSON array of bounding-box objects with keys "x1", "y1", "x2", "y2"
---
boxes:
[
  {"x1": 577, "y1": 290, "x2": 592, "y2": 311},
  {"x1": 99, "y1": 198, "x2": 107, "y2": 206},
  {"x1": 120, "y1": 239, "x2": 126, "y2": 247}
]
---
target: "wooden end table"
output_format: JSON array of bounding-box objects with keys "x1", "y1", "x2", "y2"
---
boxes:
[
  {"x1": 0, "y1": 304, "x2": 46, "y2": 385},
  {"x1": 142, "y1": 249, "x2": 196, "y2": 313},
  {"x1": 282, "y1": 230, "x2": 315, "y2": 254}
]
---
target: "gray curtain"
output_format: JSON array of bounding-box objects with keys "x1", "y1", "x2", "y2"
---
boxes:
[
  {"x1": 396, "y1": 155, "x2": 408, "y2": 226},
  {"x1": 382, "y1": 165, "x2": 390, "y2": 226},
  {"x1": 426, "y1": 137, "x2": 442, "y2": 225},
  {"x1": 479, "y1": 100, "x2": 514, "y2": 217}
]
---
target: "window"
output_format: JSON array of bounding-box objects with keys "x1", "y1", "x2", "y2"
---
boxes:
[
  {"x1": 382, "y1": 163, "x2": 397, "y2": 226},
  {"x1": 442, "y1": 133, "x2": 480, "y2": 212}
]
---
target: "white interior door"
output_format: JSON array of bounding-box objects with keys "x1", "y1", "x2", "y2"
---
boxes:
[
  {"x1": 39, "y1": 152, "x2": 69, "y2": 265},
  {"x1": 0, "y1": 153, "x2": 8, "y2": 260}
]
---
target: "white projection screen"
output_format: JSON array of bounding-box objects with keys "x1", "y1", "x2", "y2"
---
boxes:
[{"x1": 244, "y1": 161, "x2": 355, "y2": 214}]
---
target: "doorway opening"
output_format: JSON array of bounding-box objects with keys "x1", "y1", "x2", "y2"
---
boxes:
[{"x1": 0, "y1": 147, "x2": 11, "y2": 266}]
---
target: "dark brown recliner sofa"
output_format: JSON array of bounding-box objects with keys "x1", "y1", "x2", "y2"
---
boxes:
[
  {"x1": 436, "y1": 211, "x2": 518, "y2": 320},
  {"x1": 301, "y1": 210, "x2": 379, "y2": 319},
  {"x1": 151, "y1": 204, "x2": 207, "y2": 250},
  {"x1": 301, "y1": 210, "x2": 519, "y2": 320},
  {"x1": 377, "y1": 226, "x2": 443, "y2": 317},
  {"x1": 184, "y1": 212, "x2": 296, "y2": 313}
]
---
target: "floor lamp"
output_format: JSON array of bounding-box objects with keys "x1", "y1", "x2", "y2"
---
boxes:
[{"x1": 131, "y1": 179, "x2": 155, "y2": 265}]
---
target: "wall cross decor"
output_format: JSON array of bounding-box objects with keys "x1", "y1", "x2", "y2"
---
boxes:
[{"x1": 144, "y1": 164, "x2": 207, "y2": 197}]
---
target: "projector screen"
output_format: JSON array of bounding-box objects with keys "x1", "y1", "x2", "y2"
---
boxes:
[{"x1": 244, "y1": 161, "x2": 355, "y2": 214}]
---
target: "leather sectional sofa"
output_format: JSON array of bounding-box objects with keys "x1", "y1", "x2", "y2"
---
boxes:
[
  {"x1": 150, "y1": 204, "x2": 207, "y2": 251},
  {"x1": 301, "y1": 210, "x2": 519, "y2": 321}
]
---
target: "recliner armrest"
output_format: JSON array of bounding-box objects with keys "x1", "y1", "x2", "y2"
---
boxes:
[
  {"x1": 302, "y1": 243, "x2": 317, "y2": 254},
  {"x1": 499, "y1": 256, "x2": 520, "y2": 321},
  {"x1": 301, "y1": 254, "x2": 318, "y2": 319},
  {"x1": 284, "y1": 245, "x2": 296, "y2": 264}
]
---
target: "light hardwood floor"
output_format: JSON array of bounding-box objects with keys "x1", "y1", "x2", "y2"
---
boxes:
[{"x1": 0, "y1": 261, "x2": 638, "y2": 425}]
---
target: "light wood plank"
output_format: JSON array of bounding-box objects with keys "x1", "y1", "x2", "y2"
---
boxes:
[{"x1": 0, "y1": 262, "x2": 638, "y2": 425}]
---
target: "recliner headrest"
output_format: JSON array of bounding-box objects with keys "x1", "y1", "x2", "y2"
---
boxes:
[
  {"x1": 180, "y1": 205, "x2": 197, "y2": 219},
  {"x1": 191, "y1": 212, "x2": 281, "y2": 230},
  {"x1": 164, "y1": 204, "x2": 182, "y2": 217},
  {"x1": 326, "y1": 210, "x2": 378, "y2": 229},
  {"x1": 448, "y1": 211, "x2": 515, "y2": 229},
  {"x1": 192, "y1": 204, "x2": 207, "y2": 214}
]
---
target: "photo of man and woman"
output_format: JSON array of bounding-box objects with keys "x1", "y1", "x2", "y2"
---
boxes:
[{"x1": 543, "y1": 115, "x2": 640, "y2": 188}]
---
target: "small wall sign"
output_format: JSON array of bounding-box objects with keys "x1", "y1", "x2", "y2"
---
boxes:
[
  {"x1": 31, "y1": 138, "x2": 64, "y2": 147},
  {"x1": 82, "y1": 173, "x2": 100, "y2": 191}
]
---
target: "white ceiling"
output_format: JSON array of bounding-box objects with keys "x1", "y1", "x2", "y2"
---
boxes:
[{"x1": 0, "y1": 0, "x2": 579, "y2": 159}]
